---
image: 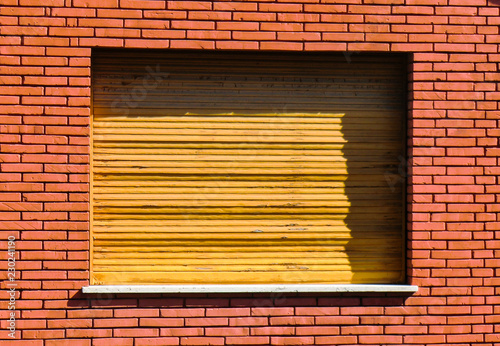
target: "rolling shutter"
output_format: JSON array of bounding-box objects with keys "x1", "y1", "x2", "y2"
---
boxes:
[{"x1": 91, "y1": 50, "x2": 407, "y2": 285}]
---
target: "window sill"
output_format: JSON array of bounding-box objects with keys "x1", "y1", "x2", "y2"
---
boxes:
[{"x1": 82, "y1": 284, "x2": 418, "y2": 294}]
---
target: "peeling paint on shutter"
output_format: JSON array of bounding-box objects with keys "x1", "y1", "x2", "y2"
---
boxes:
[{"x1": 91, "y1": 49, "x2": 407, "y2": 285}]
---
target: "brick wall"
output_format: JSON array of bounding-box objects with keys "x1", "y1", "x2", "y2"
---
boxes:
[{"x1": 1, "y1": 0, "x2": 500, "y2": 345}]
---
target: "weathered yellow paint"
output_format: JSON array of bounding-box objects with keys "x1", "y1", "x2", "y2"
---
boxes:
[
  {"x1": 91, "y1": 51, "x2": 406, "y2": 285},
  {"x1": 92, "y1": 270, "x2": 402, "y2": 285}
]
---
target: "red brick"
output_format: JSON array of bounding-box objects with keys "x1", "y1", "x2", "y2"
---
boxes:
[
  {"x1": 93, "y1": 339, "x2": 133, "y2": 346},
  {"x1": 46, "y1": 341, "x2": 90, "y2": 346},
  {"x1": 485, "y1": 333, "x2": 500, "y2": 342},
  {"x1": 322, "y1": 32, "x2": 364, "y2": 41},
  {"x1": 405, "y1": 315, "x2": 447, "y2": 325},
  {"x1": 3, "y1": 341, "x2": 42, "y2": 346},
  {"x1": 186, "y1": 318, "x2": 228, "y2": 327},
  {"x1": 120, "y1": 0, "x2": 164, "y2": 9},
  {"x1": 317, "y1": 335, "x2": 358, "y2": 344},
  {"x1": 206, "y1": 308, "x2": 249, "y2": 317},
  {"x1": 295, "y1": 307, "x2": 339, "y2": 316},
  {"x1": 158, "y1": 308, "x2": 201, "y2": 318},
  {"x1": 261, "y1": 3, "x2": 303, "y2": 12},
  {"x1": 23, "y1": 329, "x2": 65, "y2": 339},
  {"x1": 359, "y1": 335, "x2": 403, "y2": 344},
  {"x1": 251, "y1": 307, "x2": 293, "y2": 316},
  {"x1": 204, "y1": 327, "x2": 248, "y2": 337},
  {"x1": 114, "y1": 309, "x2": 159, "y2": 318},
  {"x1": 315, "y1": 316, "x2": 359, "y2": 325},
  {"x1": 225, "y1": 336, "x2": 269, "y2": 345},
  {"x1": 348, "y1": 42, "x2": 390, "y2": 51},
  {"x1": 139, "y1": 318, "x2": 183, "y2": 327},
  {"x1": 96, "y1": 8, "x2": 141, "y2": 18},
  {"x1": 429, "y1": 306, "x2": 472, "y2": 315},
  {"x1": 170, "y1": 40, "x2": 214, "y2": 49},
  {"x1": 136, "y1": 338, "x2": 179, "y2": 346},
  {"x1": 365, "y1": 14, "x2": 406, "y2": 24},
  {"x1": 304, "y1": 42, "x2": 347, "y2": 50},
  {"x1": 341, "y1": 307, "x2": 384, "y2": 315},
  {"x1": 271, "y1": 336, "x2": 314, "y2": 345},
  {"x1": 66, "y1": 310, "x2": 112, "y2": 319},
  {"x1": 215, "y1": 41, "x2": 258, "y2": 50},
  {"x1": 94, "y1": 318, "x2": 138, "y2": 328},
  {"x1": 180, "y1": 337, "x2": 224, "y2": 345},
  {"x1": 167, "y1": 1, "x2": 210, "y2": 10},
  {"x1": 385, "y1": 326, "x2": 427, "y2": 335},
  {"x1": 66, "y1": 329, "x2": 113, "y2": 338},
  {"x1": 161, "y1": 328, "x2": 203, "y2": 337},
  {"x1": 114, "y1": 328, "x2": 159, "y2": 337},
  {"x1": 404, "y1": 335, "x2": 446, "y2": 343},
  {"x1": 297, "y1": 326, "x2": 340, "y2": 335},
  {"x1": 277, "y1": 13, "x2": 319, "y2": 22},
  {"x1": 367, "y1": 32, "x2": 408, "y2": 42},
  {"x1": 251, "y1": 326, "x2": 294, "y2": 336},
  {"x1": 342, "y1": 325, "x2": 383, "y2": 335},
  {"x1": 233, "y1": 31, "x2": 275, "y2": 41},
  {"x1": 23, "y1": 212, "x2": 67, "y2": 220},
  {"x1": 143, "y1": 10, "x2": 187, "y2": 19},
  {"x1": 212, "y1": 2, "x2": 255, "y2": 11}
]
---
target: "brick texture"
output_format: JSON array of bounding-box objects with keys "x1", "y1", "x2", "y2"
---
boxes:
[{"x1": 1, "y1": 0, "x2": 500, "y2": 344}]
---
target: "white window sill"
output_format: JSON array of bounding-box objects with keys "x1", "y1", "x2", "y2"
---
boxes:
[{"x1": 82, "y1": 284, "x2": 418, "y2": 294}]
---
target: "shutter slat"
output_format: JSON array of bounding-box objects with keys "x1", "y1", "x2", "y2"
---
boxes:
[{"x1": 91, "y1": 271, "x2": 402, "y2": 285}]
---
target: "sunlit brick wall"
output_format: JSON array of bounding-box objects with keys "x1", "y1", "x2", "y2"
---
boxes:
[{"x1": 1, "y1": 0, "x2": 499, "y2": 345}]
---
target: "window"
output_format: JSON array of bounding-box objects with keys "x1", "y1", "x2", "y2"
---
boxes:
[{"x1": 90, "y1": 49, "x2": 407, "y2": 286}]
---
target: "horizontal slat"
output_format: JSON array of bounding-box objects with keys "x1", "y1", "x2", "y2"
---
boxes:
[
  {"x1": 93, "y1": 178, "x2": 393, "y2": 186},
  {"x1": 94, "y1": 205, "x2": 398, "y2": 213},
  {"x1": 94, "y1": 97, "x2": 402, "y2": 106},
  {"x1": 94, "y1": 239, "x2": 402, "y2": 251},
  {"x1": 93, "y1": 262, "x2": 402, "y2": 273},
  {"x1": 93, "y1": 161, "x2": 396, "y2": 169},
  {"x1": 93, "y1": 155, "x2": 398, "y2": 163},
  {"x1": 93, "y1": 219, "x2": 382, "y2": 226},
  {"x1": 93, "y1": 134, "x2": 400, "y2": 143},
  {"x1": 93, "y1": 61, "x2": 403, "y2": 71},
  {"x1": 93, "y1": 120, "x2": 399, "y2": 130},
  {"x1": 93, "y1": 225, "x2": 400, "y2": 234},
  {"x1": 94, "y1": 87, "x2": 402, "y2": 99},
  {"x1": 91, "y1": 270, "x2": 403, "y2": 285},
  {"x1": 93, "y1": 127, "x2": 401, "y2": 136},
  {"x1": 94, "y1": 233, "x2": 400, "y2": 241},
  {"x1": 94, "y1": 107, "x2": 402, "y2": 116},
  {"x1": 93, "y1": 200, "x2": 400, "y2": 209},
  {"x1": 94, "y1": 256, "x2": 400, "y2": 265},
  {"x1": 93, "y1": 186, "x2": 399, "y2": 194},
  {"x1": 94, "y1": 111, "x2": 401, "y2": 121},
  {"x1": 93, "y1": 192, "x2": 396, "y2": 199},
  {"x1": 93, "y1": 213, "x2": 402, "y2": 220},
  {"x1": 93, "y1": 142, "x2": 400, "y2": 149},
  {"x1": 94, "y1": 247, "x2": 394, "y2": 263},
  {"x1": 93, "y1": 168, "x2": 396, "y2": 175},
  {"x1": 94, "y1": 66, "x2": 403, "y2": 75},
  {"x1": 93, "y1": 148, "x2": 399, "y2": 157}
]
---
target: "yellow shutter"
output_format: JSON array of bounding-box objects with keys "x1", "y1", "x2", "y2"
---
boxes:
[{"x1": 91, "y1": 50, "x2": 406, "y2": 285}]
